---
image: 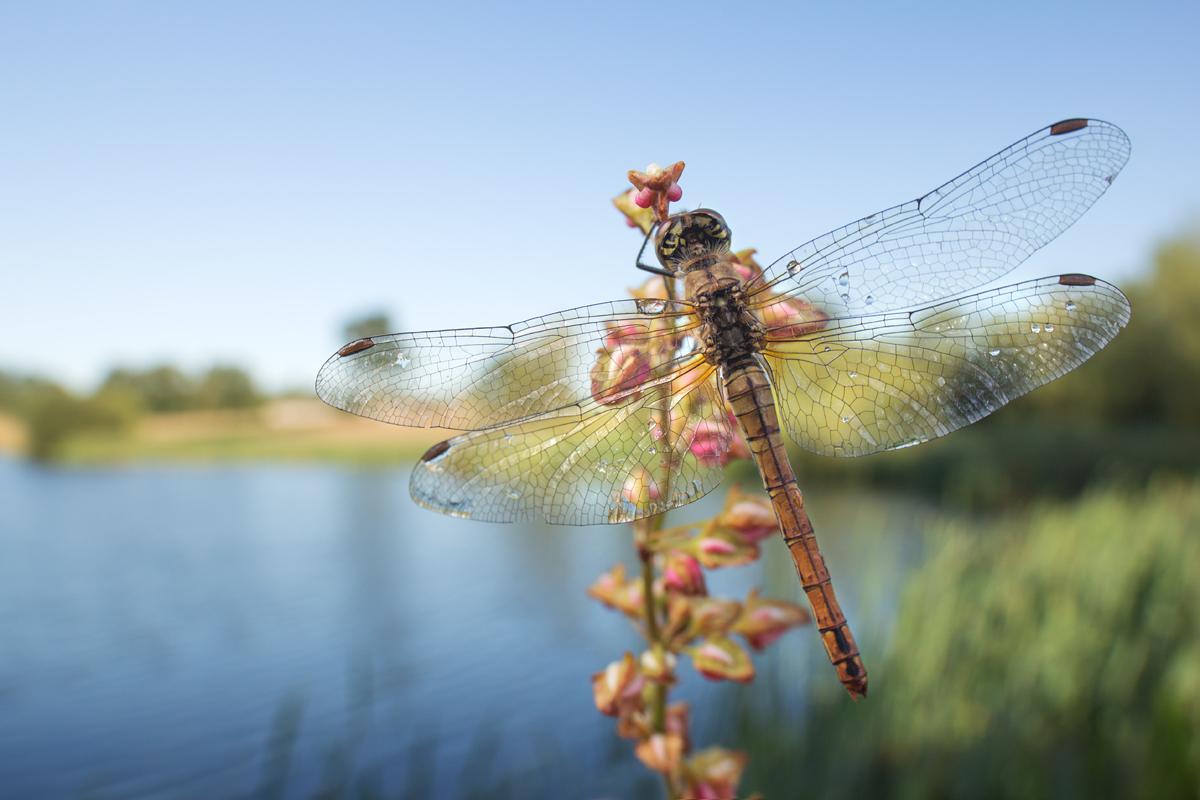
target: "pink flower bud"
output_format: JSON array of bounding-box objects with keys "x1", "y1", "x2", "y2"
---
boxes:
[
  {"x1": 586, "y1": 563, "x2": 646, "y2": 620},
  {"x1": 662, "y1": 551, "x2": 706, "y2": 596},
  {"x1": 592, "y1": 652, "x2": 646, "y2": 716},
  {"x1": 688, "y1": 597, "x2": 742, "y2": 637},
  {"x1": 719, "y1": 496, "x2": 779, "y2": 543},
  {"x1": 619, "y1": 466, "x2": 661, "y2": 507},
  {"x1": 685, "y1": 747, "x2": 748, "y2": 799},
  {"x1": 667, "y1": 182, "x2": 682, "y2": 202},
  {"x1": 603, "y1": 321, "x2": 644, "y2": 348},
  {"x1": 665, "y1": 701, "x2": 690, "y2": 739},
  {"x1": 634, "y1": 187, "x2": 654, "y2": 208},
  {"x1": 687, "y1": 420, "x2": 733, "y2": 467},
  {"x1": 690, "y1": 635, "x2": 755, "y2": 684},
  {"x1": 692, "y1": 529, "x2": 759, "y2": 569},
  {"x1": 699, "y1": 537, "x2": 736, "y2": 555},
  {"x1": 616, "y1": 708, "x2": 653, "y2": 741},
  {"x1": 586, "y1": 564, "x2": 625, "y2": 607},
  {"x1": 639, "y1": 647, "x2": 678, "y2": 684},
  {"x1": 732, "y1": 588, "x2": 811, "y2": 651},
  {"x1": 635, "y1": 733, "x2": 684, "y2": 774},
  {"x1": 590, "y1": 344, "x2": 652, "y2": 406}
]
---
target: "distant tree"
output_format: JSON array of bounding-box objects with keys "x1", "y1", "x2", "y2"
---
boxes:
[
  {"x1": 194, "y1": 366, "x2": 262, "y2": 410},
  {"x1": 97, "y1": 364, "x2": 264, "y2": 412},
  {"x1": 100, "y1": 366, "x2": 196, "y2": 413},
  {"x1": 1, "y1": 362, "x2": 264, "y2": 460},
  {"x1": 343, "y1": 312, "x2": 393, "y2": 343}
]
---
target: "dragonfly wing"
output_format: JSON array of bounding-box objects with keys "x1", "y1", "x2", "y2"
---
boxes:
[
  {"x1": 761, "y1": 275, "x2": 1130, "y2": 457},
  {"x1": 408, "y1": 360, "x2": 735, "y2": 524},
  {"x1": 316, "y1": 299, "x2": 696, "y2": 430},
  {"x1": 755, "y1": 119, "x2": 1130, "y2": 315}
]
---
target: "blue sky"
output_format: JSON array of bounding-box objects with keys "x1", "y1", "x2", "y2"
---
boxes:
[{"x1": 2, "y1": 1, "x2": 1197, "y2": 391}]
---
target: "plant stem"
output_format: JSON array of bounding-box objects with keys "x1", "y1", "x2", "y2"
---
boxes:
[{"x1": 637, "y1": 532, "x2": 668, "y2": 735}]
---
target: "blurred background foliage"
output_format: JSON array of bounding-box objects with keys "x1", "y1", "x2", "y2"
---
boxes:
[
  {"x1": 0, "y1": 364, "x2": 262, "y2": 459},
  {"x1": 731, "y1": 479, "x2": 1200, "y2": 800}
]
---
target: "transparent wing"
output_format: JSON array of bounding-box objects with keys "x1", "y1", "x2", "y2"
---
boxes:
[
  {"x1": 754, "y1": 119, "x2": 1130, "y2": 315},
  {"x1": 761, "y1": 275, "x2": 1130, "y2": 457},
  {"x1": 316, "y1": 299, "x2": 698, "y2": 431},
  {"x1": 408, "y1": 360, "x2": 737, "y2": 525}
]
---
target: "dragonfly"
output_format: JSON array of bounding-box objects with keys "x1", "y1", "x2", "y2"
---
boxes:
[{"x1": 316, "y1": 118, "x2": 1130, "y2": 698}]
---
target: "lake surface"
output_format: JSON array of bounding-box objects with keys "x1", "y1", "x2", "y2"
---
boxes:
[{"x1": 0, "y1": 458, "x2": 933, "y2": 799}]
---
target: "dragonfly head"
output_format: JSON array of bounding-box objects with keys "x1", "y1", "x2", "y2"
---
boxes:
[{"x1": 654, "y1": 209, "x2": 731, "y2": 270}]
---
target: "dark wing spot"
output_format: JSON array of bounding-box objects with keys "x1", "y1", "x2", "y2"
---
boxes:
[
  {"x1": 1050, "y1": 118, "x2": 1089, "y2": 136},
  {"x1": 1059, "y1": 273, "x2": 1097, "y2": 286},
  {"x1": 420, "y1": 440, "x2": 452, "y2": 463},
  {"x1": 338, "y1": 338, "x2": 375, "y2": 357}
]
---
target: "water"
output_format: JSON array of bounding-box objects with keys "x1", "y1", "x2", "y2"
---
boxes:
[{"x1": 0, "y1": 458, "x2": 933, "y2": 799}]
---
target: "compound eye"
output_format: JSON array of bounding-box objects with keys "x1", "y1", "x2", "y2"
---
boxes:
[
  {"x1": 699, "y1": 213, "x2": 728, "y2": 239},
  {"x1": 657, "y1": 231, "x2": 680, "y2": 258}
]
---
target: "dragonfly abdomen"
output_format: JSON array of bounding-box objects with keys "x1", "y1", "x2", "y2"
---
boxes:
[{"x1": 723, "y1": 360, "x2": 870, "y2": 699}]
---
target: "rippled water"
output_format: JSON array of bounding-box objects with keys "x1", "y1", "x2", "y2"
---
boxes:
[{"x1": 0, "y1": 458, "x2": 931, "y2": 799}]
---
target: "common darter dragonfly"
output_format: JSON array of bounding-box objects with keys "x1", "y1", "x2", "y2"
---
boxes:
[{"x1": 316, "y1": 119, "x2": 1130, "y2": 698}]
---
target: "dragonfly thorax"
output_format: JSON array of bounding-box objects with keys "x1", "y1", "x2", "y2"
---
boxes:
[
  {"x1": 654, "y1": 209, "x2": 731, "y2": 271},
  {"x1": 693, "y1": 283, "x2": 765, "y2": 370}
]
